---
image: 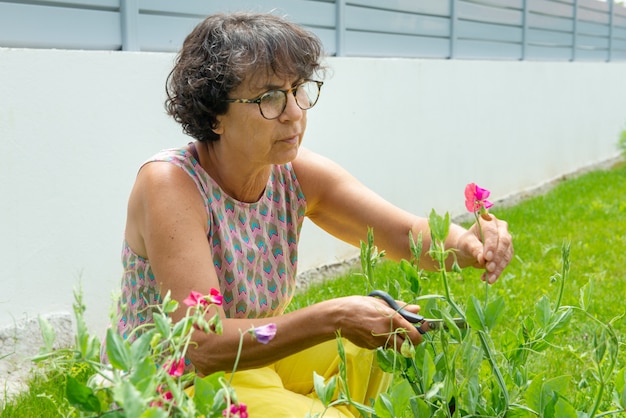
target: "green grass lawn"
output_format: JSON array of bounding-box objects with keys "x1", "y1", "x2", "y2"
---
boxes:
[{"x1": 2, "y1": 160, "x2": 625, "y2": 416}]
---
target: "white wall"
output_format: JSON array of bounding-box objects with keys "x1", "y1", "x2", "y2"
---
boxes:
[{"x1": 1, "y1": 48, "x2": 625, "y2": 339}]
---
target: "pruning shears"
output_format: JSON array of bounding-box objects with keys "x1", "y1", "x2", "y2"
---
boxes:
[{"x1": 368, "y1": 290, "x2": 467, "y2": 335}]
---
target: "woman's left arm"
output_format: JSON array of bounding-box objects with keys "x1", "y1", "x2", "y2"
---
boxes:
[{"x1": 293, "y1": 148, "x2": 513, "y2": 283}]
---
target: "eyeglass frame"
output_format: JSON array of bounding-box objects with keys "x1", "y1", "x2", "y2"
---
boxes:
[{"x1": 223, "y1": 80, "x2": 323, "y2": 120}]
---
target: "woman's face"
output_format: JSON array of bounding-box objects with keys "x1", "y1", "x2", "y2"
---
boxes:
[{"x1": 214, "y1": 73, "x2": 308, "y2": 167}]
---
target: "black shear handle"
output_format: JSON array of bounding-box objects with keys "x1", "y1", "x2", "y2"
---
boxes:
[{"x1": 368, "y1": 290, "x2": 425, "y2": 324}]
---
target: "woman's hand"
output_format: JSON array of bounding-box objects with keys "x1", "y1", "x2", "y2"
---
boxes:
[
  {"x1": 331, "y1": 295, "x2": 423, "y2": 352},
  {"x1": 457, "y1": 213, "x2": 513, "y2": 284}
]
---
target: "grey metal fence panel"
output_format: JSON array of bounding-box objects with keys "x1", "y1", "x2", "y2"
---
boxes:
[
  {"x1": 457, "y1": 20, "x2": 523, "y2": 43},
  {"x1": 345, "y1": 30, "x2": 451, "y2": 58},
  {"x1": 458, "y1": 1, "x2": 523, "y2": 26},
  {"x1": 454, "y1": 0, "x2": 524, "y2": 59},
  {"x1": 347, "y1": 0, "x2": 451, "y2": 16},
  {"x1": 0, "y1": 1, "x2": 121, "y2": 49},
  {"x1": 1, "y1": 0, "x2": 625, "y2": 61},
  {"x1": 527, "y1": 44, "x2": 576, "y2": 59},
  {"x1": 527, "y1": 13, "x2": 574, "y2": 32},
  {"x1": 345, "y1": 6, "x2": 450, "y2": 37}
]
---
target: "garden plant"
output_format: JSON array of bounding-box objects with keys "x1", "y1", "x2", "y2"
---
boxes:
[{"x1": 305, "y1": 180, "x2": 625, "y2": 417}]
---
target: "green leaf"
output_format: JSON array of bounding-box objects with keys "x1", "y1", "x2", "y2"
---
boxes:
[
  {"x1": 128, "y1": 355, "x2": 157, "y2": 396},
  {"x1": 421, "y1": 349, "x2": 436, "y2": 392},
  {"x1": 171, "y1": 317, "x2": 192, "y2": 338},
  {"x1": 38, "y1": 316, "x2": 56, "y2": 353},
  {"x1": 408, "y1": 230, "x2": 424, "y2": 269},
  {"x1": 66, "y1": 375, "x2": 101, "y2": 413},
  {"x1": 373, "y1": 393, "x2": 394, "y2": 418},
  {"x1": 153, "y1": 313, "x2": 172, "y2": 338},
  {"x1": 616, "y1": 367, "x2": 626, "y2": 409},
  {"x1": 465, "y1": 296, "x2": 485, "y2": 331},
  {"x1": 525, "y1": 372, "x2": 545, "y2": 413},
  {"x1": 376, "y1": 348, "x2": 406, "y2": 374},
  {"x1": 350, "y1": 401, "x2": 375, "y2": 416},
  {"x1": 579, "y1": 280, "x2": 593, "y2": 311},
  {"x1": 106, "y1": 327, "x2": 131, "y2": 372},
  {"x1": 139, "y1": 408, "x2": 169, "y2": 418},
  {"x1": 527, "y1": 374, "x2": 572, "y2": 416},
  {"x1": 411, "y1": 397, "x2": 432, "y2": 417},
  {"x1": 506, "y1": 405, "x2": 537, "y2": 418},
  {"x1": 554, "y1": 397, "x2": 578, "y2": 418},
  {"x1": 484, "y1": 296, "x2": 505, "y2": 330},
  {"x1": 546, "y1": 308, "x2": 573, "y2": 336},
  {"x1": 130, "y1": 330, "x2": 155, "y2": 364},
  {"x1": 439, "y1": 309, "x2": 462, "y2": 342},
  {"x1": 428, "y1": 210, "x2": 450, "y2": 243},
  {"x1": 162, "y1": 300, "x2": 179, "y2": 315},
  {"x1": 542, "y1": 375, "x2": 570, "y2": 398},
  {"x1": 112, "y1": 380, "x2": 146, "y2": 418},
  {"x1": 461, "y1": 333, "x2": 481, "y2": 378},
  {"x1": 593, "y1": 330, "x2": 607, "y2": 365},
  {"x1": 158, "y1": 290, "x2": 178, "y2": 315},
  {"x1": 535, "y1": 295, "x2": 552, "y2": 329},
  {"x1": 399, "y1": 259, "x2": 420, "y2": 295},
  {"x1": 313, "y1": 372, "x2": 337, "y2": 407},
  {"x1": 194, "y1": 373, "x2": 225, "y2": 416}
]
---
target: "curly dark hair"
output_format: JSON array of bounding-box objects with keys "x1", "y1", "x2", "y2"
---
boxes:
[{"x1": 165, "y1": 12, "x2": 325, "y2": 142}]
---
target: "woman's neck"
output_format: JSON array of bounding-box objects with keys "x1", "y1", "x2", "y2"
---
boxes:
[{"x1": 196, "y1": 141, "x2": 271, "y2": 203}]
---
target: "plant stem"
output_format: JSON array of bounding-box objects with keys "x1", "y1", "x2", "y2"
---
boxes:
[
  {"x1": 228, "y1": 331, "x2": 245, "y2": 385},
  {"x1": 561, "y1": 306, "x2": 619, "y2": 418},
  {"x1": 476, "y1": 330, "x2": 510, "y2": 409},
  {"x1": 554, "y1": 241, "x2": 571, "y2": 310},
  {"x1": 437, "y1": 240, "x2": 509, "y2": 411}
]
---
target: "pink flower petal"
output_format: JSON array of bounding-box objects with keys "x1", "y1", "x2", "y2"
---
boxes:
[
  {"x1": 183, "y1": 290, "x2": 205, "y2": 307},
  {"x1": 223, "y1": 403, "x2": 248, "y2": 418},
  {"x1": 474, "y1": 185, "x2": 491, "y2": 201},
  {"x1": 208, "y1": 288, "x2": 224, "y2": 306},
  {"x1": 165, "y1": 357, "x2": 186, "y2": 377}
]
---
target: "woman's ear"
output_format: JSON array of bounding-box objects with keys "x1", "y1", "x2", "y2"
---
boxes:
[{"x1": 212, "y1": 119, "x2": 224, "y2": 135}]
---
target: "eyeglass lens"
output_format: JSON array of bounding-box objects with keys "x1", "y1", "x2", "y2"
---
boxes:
[{"x1": 259, "y1": 81, "x2": 320, "y2": 119}]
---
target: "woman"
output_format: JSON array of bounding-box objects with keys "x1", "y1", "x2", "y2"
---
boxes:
[{"x1": 114, "y1": 12, "x2": 513, "y2": 417}]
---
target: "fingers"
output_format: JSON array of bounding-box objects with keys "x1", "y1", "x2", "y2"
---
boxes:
[
  {"x1": 367, "y1": 298, "x2": 423, "y2": 348},
  {"x1": 478, "y1": 215, "x2": 513, "y2": 283}
]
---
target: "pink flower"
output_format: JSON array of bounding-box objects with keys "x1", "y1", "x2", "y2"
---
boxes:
[
  {"x1": 183, "y1": 290, "x2": 207, "y2": 307},
  {"x1": 249, "y1": 323, "x2": 277, "y2": 344},
  {"x1": 151, "y1": 385, "x2": 173, "y2": 407},
  {"x1": 165, "y1": 357, "x2": 185, "y2": 377},
  {"x1": 464, "y1": 183, "x2": 494, "y2": 213},
  {"x1": 223, "y1": 403, "x2": 248, "y2": 418},
  {"x1": 207, "y1": 288, "x2": 224, "y2": 306},
  {"x1": 183, "y1": 288, "x2": 223, "y2": 307}
]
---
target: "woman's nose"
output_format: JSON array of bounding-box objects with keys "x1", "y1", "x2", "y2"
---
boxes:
[{"x1": 278, "y1": 91, "x2": 304, "y2": 122}]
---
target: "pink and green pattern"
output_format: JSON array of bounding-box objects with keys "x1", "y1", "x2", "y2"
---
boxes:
[{"x1": 114, "y1": 147, "x2": 306, "y2": 344}]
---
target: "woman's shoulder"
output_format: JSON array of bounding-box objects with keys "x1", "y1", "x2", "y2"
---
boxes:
[
  {"x1": 144, "y1": 146, "x2": 194, "y2": 166},
  {"x1": 292, "y1": 148, "x2": 354, "y2": 187}
]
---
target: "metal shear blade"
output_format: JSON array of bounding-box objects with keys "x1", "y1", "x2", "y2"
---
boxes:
[{"x1": 368, "y1": 290, "x2": 466, "y2": 334}]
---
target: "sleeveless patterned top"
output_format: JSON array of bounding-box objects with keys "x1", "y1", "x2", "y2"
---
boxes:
[{"x1": 114, "y1": 146, "x2": 307, "y2": 342}]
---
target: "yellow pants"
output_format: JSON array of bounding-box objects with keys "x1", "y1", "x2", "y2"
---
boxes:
[{"x1": 194, "y1": 340, "x2": 390, "y2": 417}]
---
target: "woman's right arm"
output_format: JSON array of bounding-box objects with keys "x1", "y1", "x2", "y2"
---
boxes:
[{"x1": 124, "y1": 162, "x2": 422, "y2": 375}]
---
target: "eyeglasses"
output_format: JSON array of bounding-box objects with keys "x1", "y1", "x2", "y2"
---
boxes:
[{"x1": 224, "y1": 80, "x2": 323, "y2": 120}]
